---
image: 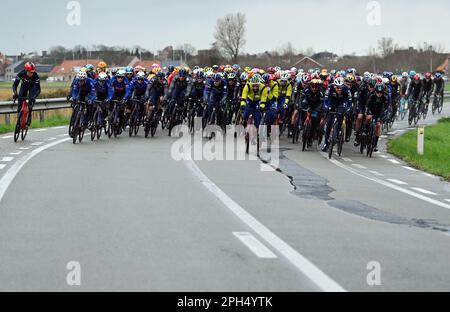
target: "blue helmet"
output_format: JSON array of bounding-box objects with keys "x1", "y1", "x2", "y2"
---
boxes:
[
  {"x1": 125, "y1": 66, "x2": 133, "y2": 74},
  {"x1": 195, "y1": 71, "x2": 204, "y2": 79},
  {"x1": 156, "y1": 72, "x2": 165, "y2": 79},
  {"x1": 213, "y1": 73, "x2": 222, "y2": 81},
  {"x1": 435, "y1": 72, "x2": 442, "y2": 78},
  {"x1": 168, "y1": 65, "x2": 175, "y2": 73},
  {"x1": 85, "y1": 64, "x2": 94, "y2": 72},
  {"x1": 262, "y1": 73, "x2": 271, "y2": 84},
  {"x1": 179, "y1": 68, "x2": 188, "y2": 77},
  {"x1": 409, "y1": 70, "x2": 416, "y2": 77}
]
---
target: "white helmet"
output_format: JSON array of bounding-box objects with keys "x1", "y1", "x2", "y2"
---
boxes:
[
  {"x1": 382, "y1": 77, "x2": 389, "y2": 85},
  {"x1": 98, "y1": 72, "x2": 108, "y2": 81},
  {"x1": 402, "y1": 72, "x2": 409, "y2": 78},
  {"x1": 116, "y1": 69, "x2": 126, "y2": 77},
  {"x1": 77, "y1": 71, "x2": 87, "y2": 80},
  {"x1": 363, "y1": 71, "x2": 370, "y2": 78},
  {"x1": 334, "y1": 77, "x2": 345, "y2": 87},
  {"x1": 136, "y1": 71, "x2": 146, "y2": 79},
  {"x1": 280, "y1": 71, "x2": 290, "y2": 81}
]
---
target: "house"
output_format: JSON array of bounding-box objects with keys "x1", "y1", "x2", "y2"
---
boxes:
[
  {"x1": 292, "y1": 57, "x2": 323, "y2": 70},
  {"x1": 48, "y1": 59, "x2": 104, "y2": 82},
  {"x1": 133, "y1": 60, "x2": 161, "y2": 71}
]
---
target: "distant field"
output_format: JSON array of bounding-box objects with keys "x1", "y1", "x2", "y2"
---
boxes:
[{"x1": 0, "y1": 81, "x2": 70, "y2": 100}]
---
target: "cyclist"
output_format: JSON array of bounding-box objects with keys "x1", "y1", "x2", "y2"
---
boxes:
[
  {"x1": 433, "y1": 72, "x2": 445, "y2": 103},
  {"x1": 203, "y1": 73, "x2": 228, "y2": 127},
  {"x1": 110, "y1": 70, "x2": 128, "y2": 129},
  {"x1": 12, "y1": 62, "x2": 41, "y2": 125},
  {"x1": 124, "y1": 66, "x2": 134, "y2": 84},
  {"x1": 354, "y1": 78, "x2": 375, "y2": 147},
  {"x1": 278, "y1": 71, "x2": 293, "y2": 130},
  {"x1": 93, "y1": 72, "x2": 114, "y2": 126},
  {"x1": 421, "y1": 72, "x2": 434, "y2": 109},
  {"x1": 166, "y1": 68, "x2": 190, "y2": 119},
  {"x1": 364, "y1": 83, "x2": 388, "y2": 152},
  {"x1": 344, "y1": 74, "x2": 358, "y2": 142},
  {"x1": 389, "y1": 75, "x2": 400, "y2": 120},
  {"x1": 145, "y1": 71, "x2": 168, "y2": 118},
  {"x1": 300, "y1": 78, "x2": 324, "y2": 147},
  {"x1": 185, "y1": 70, "x2": 206, "y2": 120},
  {"x1": 406, "y1": 74, "x2": 422, "y2": 107},
  {"x1": 123, "y1": 71, "x2": 149, "y2": 124},
  {"x1": 240, "y1": 75, "x2": 269, "y2": 130},
  {"x1": 262, "y1": 73, "x2": 279, "y2": 132},
  {"x1": 400, "y1": 72, "x2": 409, "y2": 98},
  {"x1": 70, "y1": 71, "x2": 96, "y2": 123},
  {"x1": 321, "y1": 77, "x2": 352, "y2": 152},
  {"x1": 97, "y1": 61, "x2": 108, "y2": 77},
  {"x1": 85, "y1": 64, "x2": 96, "y2": 79}
]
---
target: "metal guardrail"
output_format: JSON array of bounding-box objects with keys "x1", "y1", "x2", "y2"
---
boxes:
[{"x1": 0, "y1": 97, "x2": 70, "y2": 114}]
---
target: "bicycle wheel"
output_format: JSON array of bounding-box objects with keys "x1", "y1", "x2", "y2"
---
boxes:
[
  {"x1": 21, "y1": 125, "x2": 29, "y2": 141},
  {"x1": 337, "y1": 130, "x2": 344, "y2": 156},
  {"x1": 438, "y1": 97, "x2": 443, "y2": 114},
  {"x1": 14, "y1": 112, "x2": 22, "y2": 142},
  {"x1": 302, "y1": 123, "x2": 310, "y2": 151}
]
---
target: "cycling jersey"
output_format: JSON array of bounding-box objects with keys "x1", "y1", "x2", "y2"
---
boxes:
[
  {"x1": 13, "y1": 70, "x2": 41, "y2": 101},
  {"x1": 71, "y1": 77, "x2": 96, "y2": 103},
  {"x1": 93, "y1": 78, "x2": 114, "y2": 102}
]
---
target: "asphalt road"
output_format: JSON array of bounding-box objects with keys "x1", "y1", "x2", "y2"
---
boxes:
[{"x1": 0, "y1": 105, "x2": 449, "y2": 291}]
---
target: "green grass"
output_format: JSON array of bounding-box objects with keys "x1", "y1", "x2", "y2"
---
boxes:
[
  {"x1": 388, "y1": 117, "x2": 450, "y2": 181},
  {"x1": 0, "y1": 114, "x2": 69, "y2": 134},
  {"x1": 0, "y1": 81, "x2": 70, "y2": 100}
]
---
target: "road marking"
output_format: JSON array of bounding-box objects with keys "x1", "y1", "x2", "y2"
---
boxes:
[
  {"x1": 1, "y1": 135, "x2": 13, "y2": 139},
  {"x1": 402, "y1": 166, "x2": 418, "y2": 172},
  {"x1": 341, "y1": 157, "x2": 353, "y2": 162},
  {"x1": 380, "y1": 135, "x2": 388, "y2": 138},
  {"x1": 184, "y1": 149, "x2": 345, "y2": 292},
  {"x1": 33, "y1": 129, "x2": 46, "y2": 132},
  {"x1": 445, "y1": 199, "x2": 450, "y2": 203},
  {"x1": 378, "y1": 155, "x2": 388, "y2": 158},
  {"x1": 46, "y1": 137, "x2": 57, "y2": 141},
  {"x1": 387, "y1": 131, "x2": 397, "y2": 135},
  {"x1": 422, "y1": 172, "x2": 435, "y2": 178},
  {"x1": 233, "y1": 232, "x2": 277, "y2": 259},
  {"x1": 0, "y1": 164, "x2": 6, "y2": 170},
  {"x1": 411, "y1": 188, "x2": 437, "y2": 196},
  {"x1": 1, "y1": 157, "x2": 14, "y2": 162},
  {"x1": 57, "y1": 134, "x2": 69, "y2": 137},
  {"x1": 54, "y1": 126, "x2": 66, "y2": 129},
  {"x1": 9, "y1": 151, "x2": 22, "y2": 156},
  {"x1": 351, "y1": 164, "x2": 367, "y2": 169},
  {"x1": 388, "y1": 159, "x2": 401, "y2": 164},
  {"x1": 369, "y1": 170, "x2": 384, "y2": 176},
  {"x1": 397, "y1": 129, "x2": 406, "y2": 133},
  {"x1": 323, "y1": 154, "x2": 450, "y2": 211},
  {"x1": 386, "y1": 179, "x2": 408, "y2": 185},
  {"x1": 31, "y1": 142, "x2": 44, "y2": 146},
  {"x1": 19, "y1": 147, "x2": 33, "y2": 150},
  {"x1": 0, "y1": 138, "x2": 70, "y2": 204}
]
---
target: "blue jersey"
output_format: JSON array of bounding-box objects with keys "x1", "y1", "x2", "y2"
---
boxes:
[
  {"x1": 93, "y1": 78, "x2": 113, "y2": 102},
  {"x1": 124, "y1": 79, "x2": 149, "y2": 100},
  {"x1": 110, "y1": 76, "x2": 128, "y2": 99},
  {"x1": 71, "y1": 77, "x2": 96, "y2": 103},
  {"x1": 204, "y1": 79, "x2": 228, "y2": 103},
  {"x1": 324, "y1": 85, "x2": 352, "y2": 112}
]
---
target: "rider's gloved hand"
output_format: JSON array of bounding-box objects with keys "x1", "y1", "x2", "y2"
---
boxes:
[
  {"x1": 259, "y1": 103, "x2": 266, "y2": 110},
  {"x1": 240, "y1": 100, "x2": 246, "y2": 107},
  {"x1": 12, "y1": 93, "x2": 18, "y2": 101}
]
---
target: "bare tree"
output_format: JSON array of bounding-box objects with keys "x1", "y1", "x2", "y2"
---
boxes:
[
  {"x1": 378, "y1": 37, "x2": 395, "y2": 57},
  {"x1": 213, "y1": 13, "x2": 246, "y2": 63}
]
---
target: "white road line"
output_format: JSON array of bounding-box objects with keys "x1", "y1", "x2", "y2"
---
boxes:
[
  {"x1": 388, "y1": 159, "x2": 401, "y2": 164},
  {"x1": 378, "y1": 155, "x2": 388, "y2": 158},
  {"x1": 0, "y1": 164, "x2": 6, "y2": 170},
  {"x1": 323, "y1": 154, "x2": 450, "y2": 211},
  {"x1": 387, "y1": 131, "x2": 397, "y2": 135},
  {"x1": 31, "y1": 142, "x2": 44, "y2": 146},
  {"x1": 402, "y1": 166, "x2": 418, "y2": 172},
  {"x1": 397, "y1": 129, "x2": 406, "y2": 133},
  {"x1": 351, "y1": 164, "x2": 367, "y2": 169},
  {"x1": 386, "y1": 179, "x2": 408, "y2": 185},
  {"x1": 380, "y1": 135, "x2": 388, "y2": 138},
  {"x1": 19, "y1": 147, "x2": 33, "y2": 150},
  {"x1": 0, "y1": 138, "x2": 70, "y2": 203},
  {"x1": 57, "y1": 134, "x2": 69, "y2": 137},
  {"x1": 422, "y1": 172, "x2": 435, "y2": 178},
  {"x1": 54, "y1": 126, "x2": 66, "y2": 129},
  {"x1": 445, "y1": 199, "x2": 450, "y2": 203},
  {"x1": 33, "y1": 129, "x2": 46, "y2": 132},
  {"x1": 341, "y1": 157, "x2": 353, "y2": 162},
  {"x1": 184, "y1": 150, "x2": 345, "y2": 292},
  {"x1": 369, "y1": 170, "x2": 384, "y2": 176},
  {"x1": 411, "y1": 188, "x2": 438, "y2": 196},
  {"x1": 1, "y1": 157, "x2": 14, "y2": 162},
  {"x1": 233, "y1": 232, "x2": 277, "y2": 259},
  {"x1": 1, "y1": 135, "x2": 13, "y2": 139},
  {"x1": 9, "y1": 151, "x2": 22, "y2": 156},
  {"x1": 46, "y1": 137, "x2": 57, "y2": 141}
]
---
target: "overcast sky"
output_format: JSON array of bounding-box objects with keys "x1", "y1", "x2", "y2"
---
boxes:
[{"x1": 2, "y1": 0, "x2": 449, "y2": 56}]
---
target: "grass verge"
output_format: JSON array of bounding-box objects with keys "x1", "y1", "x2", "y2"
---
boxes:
[
  {"x1": 0, "y1": 114, "x2": 69, "y2": 134},
  {"x1": 387, "y1": 117, "x2": 450, "y2": 181}
]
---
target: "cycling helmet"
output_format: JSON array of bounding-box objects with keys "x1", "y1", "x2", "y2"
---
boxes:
[
  {"x1": 213, "y1": 73, "x2": 222, "y2": 81},
  {"x1": 98, "y1": 72, "x2": 108, "y2": 81},
  {"x1": 136, "y1": 71, "x2": 146, "y2": 80},
  {"x1": 195, "y1": 70, "x2": 205, "y2": 79},
  {"x1": 435, "y1": 72, "x2": 442, "y2": 78},
  {"x1": 334, "y1": 77, "x2": 345, "y2": 87},
  {"x1": 274, "y1": 66, "x2": 281, "y2": 72},
  {"x1": 116, "y1": 70, "x2": 126, "y2": 77},
  {"x1": 168, "y1": 65, "x2": 175, "y2": 73},
  {"x1": 345, "y1": 74, "x2": 355, "y2": 83},
  {"x1": 156, "y1": 72, "x2": 165, "y2": 79},
  {"x1": 227, "y1": 72, "x2": 237, "y2": 80},
  {"x1": 425, "y1": 72, "x2": 432, "y2": 79},
  {"x1": 409, "y1": 70, "x2": 416, "y2": 77},
  {"x1": 413, "y1": 74, "x2": 421, "y2": 81},
  {"x1": 402, "y1": 72, "x2": 409, "y2": 78},
  {"x1": 249, "y1": 75, "x2": 261, "y2": 85},
  {"x1": 391, "y1": 75, "x2": 398, "y2": 83},
  {"x1": 77, "y1": 71, "x2": 87, "y2": 80},
  {"x1": 301, "y1": 73, "x2": 311, "y2": 83},
  {"x1": 179, "y1": 69, "x2": 188, "y2": 77},
  {"x1": 98, "y1": 61, "x2": 107, "y2": 70},
  {"x1": 134, "y1": 65, "x2": 144, "y2": 73},
  {"x1": 85, "y1": 64, "x2": 94, "y2": 72},
  {"x1": 111, "y1": 67, "x2": 118, "y2": 75},
  {"x1": 24, "y1": 62, "x2": 36, "y2": 72},
  {"x1": 382, "y1": 77, "x2": 389, "y2": 85},
  {"x1": 240, "y1": 72, "x2": 248, "y2": 81},
  {"x1": 280, "y1": 71, "x2": 290, "y2": 81},
  {"x1": 261, "y1": 73, "x2": 271, "y2": 84},
  {"x1": 212, "y1": 65, "x2": 219, "y2": 71},
  {"x1": 375, "y1": 83, "x2": 384, "y2": 93},
  {"x1": 125, "y1": 66, "x2": 133, "y2": 74},
  {"x1": 368, "y1": 78, "x2": 376, "y2": 87}
]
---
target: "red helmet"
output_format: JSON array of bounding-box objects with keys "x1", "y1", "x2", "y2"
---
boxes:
[
  {"x1": 24, "y1": 62, "x2": 36, "y2": 72},
  {"x1": 267, "y1": 67, "x2": 275, "y2": 74},
  {"x1": 219, "y1": 65, "x2": 225, "y2": 72},
  {"x1": 414, "y1": 74, "x2": 421, "y2": 81},
  {"x1": 425, "y1": 72, "x2": 432, "y2": 79}
]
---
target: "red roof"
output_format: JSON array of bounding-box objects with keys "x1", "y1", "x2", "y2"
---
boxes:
[
  {"x1": 50, "y1": 59, "x2": 104, "y2": 74},
  {"x1": 133, "y1": 60, "x2": 160, "y2": 69}
]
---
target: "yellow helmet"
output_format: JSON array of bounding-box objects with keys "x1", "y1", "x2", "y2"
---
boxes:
[
  {"x1": 98, "y1": 61, "x2": 107, "y2": 69},
  {"x1": 391, "y1": 75, "x2": 398, "y2": 84},
  {"x1": 174, "y1": 66, "x2": 180, "y2": 73},
  {"x1": 80, "y1": 67, "x2": 87, "y2": 72},
  {"x1": 244, "y1": 66, "x2": 252, "y2": 73},
  {"x1": 345, "y1": 74, "x2": 355, "y2": 83}
]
